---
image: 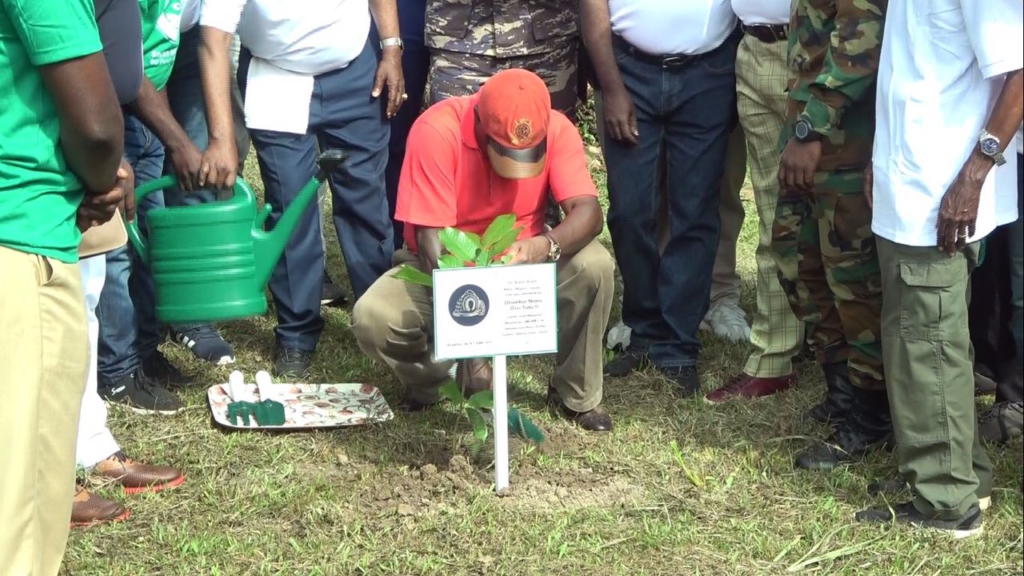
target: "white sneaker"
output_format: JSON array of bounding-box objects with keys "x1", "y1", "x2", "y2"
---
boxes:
[{"x1": 702, "y1": 302, "x2": 750, "y2": 343}]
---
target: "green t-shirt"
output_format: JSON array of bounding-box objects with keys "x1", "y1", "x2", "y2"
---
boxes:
[
  {"x1": 139, "y1": 0, "x2": 182, "y2": 90},
  {"x1": 0, "y1": 0, "x2": 104, "y2": 263}
]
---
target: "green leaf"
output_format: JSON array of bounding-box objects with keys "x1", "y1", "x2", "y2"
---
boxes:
[
  {"x1": 438, "y1": 379, "x2": 464, "y2": 405},
  {"x1": 467, "y1": 390, "x2": 494, "y2": 410},
  {"x1": 439, "y1": 228, "x2": 480, "y2": 262},
  {"x1": 474, "y1": 249, "x2": 493, "y2": 268},
  {"x1": 488, "y1": 227, "x2": 523, "y2": 258},
  {"x1": 481, "y1": 214, "x2": 517, "y2": 248},
  {"x1": 392, "y1": 264, "x2": 433, "y2": 287},
  {"x1": 465, "y1": 231, "x2": 483, "y2": 248},
  {"x1": 437, "y1": 254, "x2": 463, "y2": 269},
  {"x1": 467, "y1": 408, "x2": 489, "y2": 441},
  {"x1": 499, "y1": 253, "x2": 513, "y2": 265}
]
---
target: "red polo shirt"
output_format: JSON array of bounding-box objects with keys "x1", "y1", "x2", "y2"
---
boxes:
[{"x1": 394, "y1": 94, "x2": 598, "y2": 253}]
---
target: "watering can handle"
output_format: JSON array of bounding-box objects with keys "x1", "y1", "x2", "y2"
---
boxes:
[{"x1": 125, "y1": 174, "x2": 256, "y2": 267}]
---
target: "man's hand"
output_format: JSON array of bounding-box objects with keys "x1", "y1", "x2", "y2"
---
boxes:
[
  {"x1": 863, "y1": 164, "x2": 873, "y2": 208},
  {"x1": 936, "y1": 167, "x2": 984, "y2": 255},
  {"x1": 506, "y1": 236, "x2": 550, "y2": 265},
  {"x1": 78, "y1": 160, "x2": 131, "y2": 231},
  {"x1": 602, "y1": 88, "x2": 638, "y2": 146},
  {"x1": 778, "y1": 139, "x2": 823, "y2": 195},
  {"x1": 167, "y1": 141, "x2": 204, "y2": 191},
  {"x1": 199, "y1": 138, "x2": 238, "y2": 190},
  {"x1": 372, "y1": 46, "x2": 406, "y2": 119}
]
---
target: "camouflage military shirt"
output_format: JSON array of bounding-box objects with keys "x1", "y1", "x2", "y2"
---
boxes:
[
  {"x1": 425, "y1": 0, "x2": 578, "y2": 58},
  {"x1": 785, "y1": 0, "x2": 887, "y2": 171}
]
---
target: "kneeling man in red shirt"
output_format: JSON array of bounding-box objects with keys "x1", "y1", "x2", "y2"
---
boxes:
[{"x1": 353, "y1": 69, "x2": 615, "y2": 432}]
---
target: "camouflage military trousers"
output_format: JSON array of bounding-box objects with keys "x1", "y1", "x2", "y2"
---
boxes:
[
  {"x1": 427, "y1": 40, "x2": 579, "y2": 119},
  {"x1": 771, "y1": 170, "x2": 885, "y2": 391}
]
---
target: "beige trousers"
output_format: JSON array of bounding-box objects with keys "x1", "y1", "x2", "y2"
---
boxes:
[
  {"x1": 352, "y1": 241, "x2": 615, "y2": 412},
  {"x1": 0, "y1": 247, "x2": 88, "y2": 576}
]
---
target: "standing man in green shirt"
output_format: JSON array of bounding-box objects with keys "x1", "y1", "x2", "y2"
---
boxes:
[{"x1": 0, "y1": 0, "x2": 125, "y2": 573}]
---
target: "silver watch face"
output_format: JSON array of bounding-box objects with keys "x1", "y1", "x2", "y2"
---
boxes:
[
  {"x1": 795, "y1": 121, "x2": 810, "y2": 140},
  {"x1": 981, "y1": 136, "x2": 1000, "y2": 156}
]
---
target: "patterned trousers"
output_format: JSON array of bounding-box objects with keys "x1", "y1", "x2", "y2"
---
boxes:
[{"x1": 736, "y1": 34, "x2": 805, "y2": 378}]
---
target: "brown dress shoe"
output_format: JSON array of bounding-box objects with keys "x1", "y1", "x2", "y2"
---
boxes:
[
  {"x1": 93, "y1": 451, "x2": 185, "y2": 495},
  {"x1": 457, "y1": 359, "x2": 493, "y2": 396},
  {"x1": 71, "y1": 486, "x2": 130, "y2": 527},
  {"x1": 547, "y1": 387, "x2": 613, "y2": 432}
]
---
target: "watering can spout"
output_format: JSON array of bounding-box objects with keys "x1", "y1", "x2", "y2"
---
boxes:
[{"x1": 253, "y1": 150, "x2": 346, "y2": 288}]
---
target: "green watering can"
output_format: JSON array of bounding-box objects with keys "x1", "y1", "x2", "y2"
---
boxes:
[{"x1": 126, "y1": 150, "x2": 345, "y2": 324}]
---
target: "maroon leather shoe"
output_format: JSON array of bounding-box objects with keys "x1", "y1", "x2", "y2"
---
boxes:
[
  {"x1": 71, "y1": 486, "x2": 130, "y2": 528},
  {"x1": 93, "y1": 452, "x2": 185, "y2": 495},
  {"x1": 704, "y1": 373, "x2": 796, "y2": 404}
]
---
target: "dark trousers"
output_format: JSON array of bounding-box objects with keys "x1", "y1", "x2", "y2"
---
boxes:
[
  {"x1": 603, "y1": 34, "x2": 740, "y2": 368},
  {"x1": 238, "y1": 39, "x2": 394, "y2": 351},
  {"x1": 377, "y1": 2, "x2": 430, "y2": 250}
]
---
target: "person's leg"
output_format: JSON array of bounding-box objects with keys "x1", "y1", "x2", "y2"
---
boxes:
[
  {"x1": 654, "y1": 36, "x2": 740, "y2": 379},
  {"x1": 877, "y1": 238, "x2": 983, "y2": 520},
  {"x1": 602, "y1": 46, "x2": 670, "y2": 367},
  {"x1": 551, "y1": 241, "x2": 616, "y2": 412},
  {"x1": 76, "y1": 255, "x2": 120, "y2": 470},
  {"x1": 707, "y1": 128, "x2": 747, "y2": 309},
  {"x1": 351, "y1": 251, "x2": 454, "y2": 404},
  {"x1": 160, "y1": 26, "x2": 237, "y2": 364},
  {"x1": 1011, "y1": 153, "x2": 1024, "y2": 356},
  {"x1": 427, "y1": 49, "x2": 495, "y2": 105},
  {"x1": 0, "y1": 247, "x2": 88, "y2": 575},
  {"x1": 316, "y1": 39, "x2": 394, "y2": 300},
  {"x1": 524, "y1": 39, "x2": 580, "y2": 120},
  {"x1": 384, "y1": 22, "x2": 430, "y2": 250}
]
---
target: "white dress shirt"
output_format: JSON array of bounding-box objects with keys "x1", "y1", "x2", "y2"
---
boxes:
[
  {"x1": 731, "y1": 0, "x2": 790, "y2": 26},
  {"x1": 180, "y1": 0, "x2": 200, "y2": 33},
  {"x1": 610, "y1": 0, "x2": 737, "y2": 56},
  {"x1": 201, "y1": 0, "x2": 371, "y2": 75},
  {"x1": 871, "y1": 0, "x2": 1024, "y2": 246}
]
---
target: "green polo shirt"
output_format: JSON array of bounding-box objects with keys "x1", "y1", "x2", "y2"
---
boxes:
[
  {"x1": 139, "y1": 0, "x2": 182, "y2": 89},
  {"x1": 0, "y1": 0, "x2": 104, "y2": 263}
]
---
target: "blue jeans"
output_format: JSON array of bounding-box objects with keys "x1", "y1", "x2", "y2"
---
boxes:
[
  {"x1": 96, "y1": 115, "x2": 165, "y2": 385},
  {"x1": 603, "y1": 33, "x2": 740, "y2": 369},
  {"x1": 239, "y1": 38, "x2": 394, "y2": 351},
  {"x1": 1011, "y1": 153, "x2": 1023, "y2": 356},
  {"x1": 378, "y1": 0, "x2": 429, "y2": 249}
]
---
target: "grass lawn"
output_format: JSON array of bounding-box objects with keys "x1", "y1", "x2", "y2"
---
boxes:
[{"x1": 65, "y1": 118, "x2": 1023, "y2": 575}]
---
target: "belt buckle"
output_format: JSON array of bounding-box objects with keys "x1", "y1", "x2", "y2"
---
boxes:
[{"x1": 661, "y1": 55, "x2": 688, "y2": 68}]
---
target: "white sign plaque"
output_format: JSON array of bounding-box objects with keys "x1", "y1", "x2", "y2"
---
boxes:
[{"x1": 432, "y1": 263, "x2": 558, "y2": 361}]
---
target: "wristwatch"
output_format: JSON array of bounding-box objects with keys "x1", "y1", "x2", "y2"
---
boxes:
[
  {"x1": 544, "y1": 234, "x2": 561, "y2": 262},
  {"x1": 794, "y1": 118, "x2": 822, "y2": 143},
  {"x1": 380, "y1": 37, "x2": 404, "y2": 50},
  {"x1": 979, "y1": 129, "x2": 1007, "y2": 166}
]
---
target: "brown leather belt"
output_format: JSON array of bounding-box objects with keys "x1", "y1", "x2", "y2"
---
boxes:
[{"x1": 741, "y1": 23, "x2": 788, "y2": 44}]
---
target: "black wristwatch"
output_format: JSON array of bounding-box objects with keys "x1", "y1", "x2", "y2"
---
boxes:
[{"x1": 794, "y1": 118, "x2": 822, "y2": 143}]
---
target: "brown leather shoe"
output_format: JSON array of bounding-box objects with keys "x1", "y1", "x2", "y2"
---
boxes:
[
  {"x1": 93, "y1": 451, "x2": 185, "y2": 495},
  {"x1": 704, "y1": 373, "x2": 796, "y2": 404},
  {"x1": 547, "y1": 387, "x2": 613, "y2": 432},
  {"x1": 71, "y1": 485, "x2": 130, "y2": 527},
  {"x1": 457, "y1": 359, "x2": 493, "y2": 396}
]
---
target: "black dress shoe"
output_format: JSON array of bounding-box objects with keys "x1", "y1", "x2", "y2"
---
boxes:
[
  {"x1": 273, "y1": 346, "x2": 313, "y2": 378},
  {"x1": 604, "y1": 348, "x2": 648, "y2": 378},
  {"x1": 661, "y1": 366, "x2": 702, "y2": 398},
  {"x1": 547, "y1": 387, "x2": 613, "y2": 432},
  {"x1": 321, "y1": 270, "x2": 348, "y2": 307},
  {"x1": 397, "y1": 396, "x2": 440, "y2": 412}
]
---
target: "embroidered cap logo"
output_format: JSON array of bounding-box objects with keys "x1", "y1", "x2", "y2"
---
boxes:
[{"x1": 510, "y1": 118, "x2": 534, "y2": 147}]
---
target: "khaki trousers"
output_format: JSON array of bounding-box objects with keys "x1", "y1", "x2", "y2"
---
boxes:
[
  {"x1": 352, "y1": 241, "x2": 615, "y2": 412},
  {"x1": 878, "y1": 238, "x2": 993, "y2": 519},
  {"x1": 0, "y1": 246, "x2": 88, "y2": 576},
  {"x1": 735, "y1": 35, "x2": 805, "y2": 378}
]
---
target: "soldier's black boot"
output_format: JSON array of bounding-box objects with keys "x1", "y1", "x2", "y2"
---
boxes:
[
  {"x1": 806, "y1": 362, "x2": 857, "y2": 424},
  {"x1": 796, "y1": 387, "x2": 892, "y2": 471}
]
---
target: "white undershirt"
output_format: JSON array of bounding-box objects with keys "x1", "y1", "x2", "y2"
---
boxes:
[
  {"x1": 201, "y1": 0, "x2": 371, "y2": 75},
  {"x1": 731, "y1": 0, "x2": 789, "y2": 26},
  {"x1": 609, "y1": 0, "x2": 737, "y2": 56},
  {"x1": 872, "y1": 0, "x2": 1024, "y2": 247}
]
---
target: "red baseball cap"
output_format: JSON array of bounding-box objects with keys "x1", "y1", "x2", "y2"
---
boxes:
[{"x1": 476, "y1": 69, "x2": 551, "y2": 180}]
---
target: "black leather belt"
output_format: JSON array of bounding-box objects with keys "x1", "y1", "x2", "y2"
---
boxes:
[
  {"x1": 612, "y1": 34, "x2": 710, "y2": 68},
  {"x1": 740, "y1": 23, "x2": 788, "y2": 44}
]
